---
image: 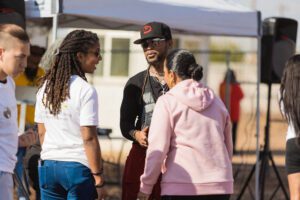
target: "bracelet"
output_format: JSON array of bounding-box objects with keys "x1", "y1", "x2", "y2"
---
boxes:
[{"x1": 91, "y1": 169, "x2": 104, "y2": 176}]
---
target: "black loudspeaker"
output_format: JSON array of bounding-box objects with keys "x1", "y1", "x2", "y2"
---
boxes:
[
  {"x1": 261, "y1": 17, "x2": 298, "y2": 84},
  {"x1": 0, "y1": 0, "x2": 25, "y2": 20},
  {"x1": 0, "y1": 0, "x2": 26, "y2": 28}
]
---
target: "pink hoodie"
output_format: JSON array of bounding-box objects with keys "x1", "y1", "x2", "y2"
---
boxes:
[{"x1": 140, "y1": 79, "x2": 233, "y2": 196}]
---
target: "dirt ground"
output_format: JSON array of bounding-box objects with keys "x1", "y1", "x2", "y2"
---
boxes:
[{"x1": 19, "y1": 113, "x2": 290, "y2": 200}]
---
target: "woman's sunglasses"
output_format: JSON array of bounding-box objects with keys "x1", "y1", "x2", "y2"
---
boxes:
[{"x1": 88, "y1": 50, "x2": 101, "y2": 58}]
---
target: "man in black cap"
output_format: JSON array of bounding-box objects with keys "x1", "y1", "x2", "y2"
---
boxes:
[{"x1": 120, "y1": 21, "x2": 173, "y2": 200}]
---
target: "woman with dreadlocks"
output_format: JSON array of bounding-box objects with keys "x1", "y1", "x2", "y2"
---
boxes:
[
  {"x1": 279, "y1": 54, "x2": 300, "y2": 200},
  {"x1": 34, "y1": 30, "x2": 104, "y2": 200}
]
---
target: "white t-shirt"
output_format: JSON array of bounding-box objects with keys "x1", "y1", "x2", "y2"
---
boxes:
[
  {"x1": 35, "y1": 75, "x2": 99, "y2": 167},
  {"x1": 0, "y1": 77, "x2": 18, "y2": 173}
]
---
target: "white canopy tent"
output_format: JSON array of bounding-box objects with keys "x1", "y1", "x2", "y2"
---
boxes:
[
  {"x1": 26, "y1": 0, "x2": 262, "y2": 199},
  {"x1": 26, "y1": 0, "x2": 260, "y2": 37},
  {"x1": 61, "y1": 0, "x2": 260, "y2": 36}
]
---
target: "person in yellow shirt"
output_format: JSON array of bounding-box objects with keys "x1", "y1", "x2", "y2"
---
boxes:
[
  {"x1": 14, "y1": 45, "x2": 45, "y2": 200},
  {"x1": 15, "y1": 45, "x2": 45, "y2": 126}
]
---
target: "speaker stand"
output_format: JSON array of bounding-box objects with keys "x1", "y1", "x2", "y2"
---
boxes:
[{"x1": 236, "y1": 83, "x2": 289, "y2": 200}]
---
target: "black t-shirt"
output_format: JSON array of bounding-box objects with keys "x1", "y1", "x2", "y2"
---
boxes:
[{"x1": 120, "y1": 70, "x2": 168, "y2": 141}]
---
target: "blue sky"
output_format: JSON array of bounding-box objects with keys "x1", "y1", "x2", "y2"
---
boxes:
[{"x1": 236, "y1": 0, "x2": 300, "y2": 50}]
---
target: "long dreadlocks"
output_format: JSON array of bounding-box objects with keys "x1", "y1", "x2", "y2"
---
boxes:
[{"x1": 38, "y1": 30, "x2": 99, "y2": 116}]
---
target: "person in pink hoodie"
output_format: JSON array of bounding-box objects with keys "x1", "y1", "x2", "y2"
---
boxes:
[{"x1": 138, "y1": 49, "x2": 234, "y2": 200}]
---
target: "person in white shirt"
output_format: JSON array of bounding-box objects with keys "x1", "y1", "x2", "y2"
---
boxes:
[
  {"x1": 0, "y1": 24, "x2": 37, "y2": 200},
  {"x1": 35, "y1": 30, "x2": 104, "y2": 200},
  {"x1": 279, "y1": 54, "x2": 300, "y2": 200}
]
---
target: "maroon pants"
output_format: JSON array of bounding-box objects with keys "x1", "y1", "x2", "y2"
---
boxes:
[{"x1": 122, "y1": 143, "x2": 161, "y2": 200}]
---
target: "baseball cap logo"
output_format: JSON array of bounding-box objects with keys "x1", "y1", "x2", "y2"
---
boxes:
[{"x1": 143, "y1": 25, "x2": 152, "y2": 35}]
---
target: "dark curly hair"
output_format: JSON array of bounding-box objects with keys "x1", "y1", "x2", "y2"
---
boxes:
[{"x1": 38, "y1": 30, "x2": 99, "y2": 116}]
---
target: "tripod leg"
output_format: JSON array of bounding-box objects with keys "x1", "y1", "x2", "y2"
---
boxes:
[
  {"x1": 236, "y1": 163, "x2": 256, "y2": 200},
  {"x1": 247, "y1": 184, "x2": 255, "y2": 200},
  {"x1": 269, "y1": 184, "x2": 280, "y2": 200},
  {"x1": 268, "y1": 152, "x2": 289, "y2": 200},
  {"x1": 259, "y1": 150, "x2": 270, "y2": 200}
]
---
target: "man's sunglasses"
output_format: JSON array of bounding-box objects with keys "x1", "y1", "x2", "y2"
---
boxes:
[{"x1": 141, "y1": 38, "x2": 166, "y2": 49}]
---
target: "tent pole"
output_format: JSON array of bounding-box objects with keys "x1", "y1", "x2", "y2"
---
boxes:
[
  {"x1": 225, "y1": 51, "x2": 231, "y2": 111},
  {"x1": 52, "y1": 13, "x2": 58, "y2": 44},
  {"x1": 255, "y1": 34, "x2": 261, "y2": 200},
  {"x1": 51, "y1": 0, "x2": 60, "y2": 44}
]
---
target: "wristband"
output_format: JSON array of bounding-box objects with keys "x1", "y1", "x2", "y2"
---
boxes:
[{"x1": 91, "y1": 169, "x2": 103, "y2": 176}]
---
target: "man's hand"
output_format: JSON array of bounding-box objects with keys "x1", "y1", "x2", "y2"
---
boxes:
[
  {"x1": 19, "y1": 129, "x2": 38, "y2": 147},
  {"x1": 137, "y1": 191, "x2": 149, "y2": 200},
  {"x1": 134, "y1": 126, "x2": 149, "y2": 148},
  {"x1": 93, "y1": 173, "x2": 105, "y2": 200}
]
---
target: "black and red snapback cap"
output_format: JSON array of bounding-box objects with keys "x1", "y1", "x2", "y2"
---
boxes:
[{"x1": 134, "y1": 21, "x2": 172, "y2": 44}]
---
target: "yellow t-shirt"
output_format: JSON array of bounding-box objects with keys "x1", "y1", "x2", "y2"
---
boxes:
[{"x1": 14, "y1": 67, "x2": 45, "y2": 126}]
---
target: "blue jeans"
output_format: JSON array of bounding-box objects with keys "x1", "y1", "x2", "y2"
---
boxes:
[{"x1": 38, "y1": 160, "x2": 97, "y2": 200}]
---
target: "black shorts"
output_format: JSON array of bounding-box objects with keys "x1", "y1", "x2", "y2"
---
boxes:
[
  {"x1": 286, "y1": 138, "x2": 300, "y2": 174},
  {"x1": 161, "y1": 194, "x2": 230, "y2": 200}
]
